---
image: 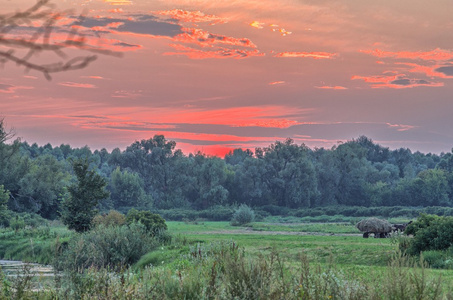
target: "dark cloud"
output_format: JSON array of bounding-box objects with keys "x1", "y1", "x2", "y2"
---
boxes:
[
  {"x1": 0, "y1": 83, "x2": 14, "y2": 92},
  {"x1": 390, "y1": 79, "x2": 411, "y2": 86},
  {"x1": 79, "y1": 15, "x2": 182, "y2": 37},
  {"x1": 391, "y1": 78, "x2": 432, "y2": 86},
  {"x1": 114, "y1": 42, "x2": 140, "y2": 48},
  {"x1": 435, "y1": 66, "x2": 453, "y2": 76}
]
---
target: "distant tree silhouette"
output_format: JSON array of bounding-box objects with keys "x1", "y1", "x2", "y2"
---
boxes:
[{"x1": 0, "y1": 0, "x2": 121, "y2": 80}]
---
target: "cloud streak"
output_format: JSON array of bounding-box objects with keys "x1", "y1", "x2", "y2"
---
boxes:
[
  {"x1": 352, "y1": 74, "x2": 443, "y2": 89},
  {"x1": 275, "y1": 52, "x2": 337, "y2": 59}
]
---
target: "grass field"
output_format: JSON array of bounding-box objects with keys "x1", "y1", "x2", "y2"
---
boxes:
[
  {"x1": 166, "y1": 221, "x2": 453, "y2": 288},
  {"x1": 1, "y1": 220, "x2": 453, "y2": 298}
]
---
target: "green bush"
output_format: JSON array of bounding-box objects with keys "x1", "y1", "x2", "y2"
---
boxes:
[
  {"x1": 126, "y1": 209, "x2": 167, "y2": 235},
  {"x1": 10, "y1": 216, "x2": 25, "y2": 232},
  {"x1": 230, "y1": 204, "x2": 255, "y2": 226},
  {"x1": 405, "y1": 215, "x2": 453, "y2": 255},
  {"x1": 55, "y1": 223, "x2": 157, "y2": 272},
  {"x1": 422, "y1": 249, "x2": 453, "y2": 269}
]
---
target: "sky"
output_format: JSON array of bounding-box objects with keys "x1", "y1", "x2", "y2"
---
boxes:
[{"x1": 2, "y1": 0, "x2": 453, "y2": 156}]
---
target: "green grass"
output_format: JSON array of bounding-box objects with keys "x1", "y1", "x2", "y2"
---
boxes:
[
  {"x1": 166, "y1": 220, "x2": 453, "y2": 289},
  {"x1": 0, "y1": 226, "x2": 72, "y2": 264},
  {"x1": 1, "y1": 220, "x2": 453, "y2": 298}
]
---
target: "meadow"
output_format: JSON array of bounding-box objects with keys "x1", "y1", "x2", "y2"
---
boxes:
[{"x1": 1, "y1": 219, "x2": 453, "y2": 299}]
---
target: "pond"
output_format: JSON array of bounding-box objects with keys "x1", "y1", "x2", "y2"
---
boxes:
[{"x1": 0, "y1": 260, "x2": 55, "y2": 291}]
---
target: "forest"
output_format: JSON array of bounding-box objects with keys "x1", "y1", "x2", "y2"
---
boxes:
[{"x1": 2, "y1": 117, "x2": 453, "y2": 224}]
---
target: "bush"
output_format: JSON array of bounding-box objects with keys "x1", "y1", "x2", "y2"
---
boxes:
[
  {"x1": 126, "y1": 209, "x2": 167, "y2": 235},
  {"x1": 422, "y1": 249, "x2": 453, "y2": 269},
  {"x1": 230, "y1": 204, "x2": 255, "y2": 226},
  {"x1": 55, "y1": 223, "x2": 157, "y2": 272},
  {"x1": 405, "y1": 215, "x2": 453, "y2": 255},
  {"x1": 92, "y1": 210, "x2": 126, "y2": 227},
  {"x1": 10, "y1": 216, "x2": 25, "y2": 231}
]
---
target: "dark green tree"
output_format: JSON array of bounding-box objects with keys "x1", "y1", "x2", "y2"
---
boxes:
[
  {"x1": 0, "y1": 185, "x2": 10, "y2": 226},
  {"x1": 60, "y1": 159, "x2": 109, "y2": 232},
  {"x1": 109, "y1": 167, "x2": 150, "y2": 210}
]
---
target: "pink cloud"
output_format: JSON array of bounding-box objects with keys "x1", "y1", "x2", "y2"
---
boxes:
[
  {"x1": 104, "y1": 0, "x2": 133, "y2": 5},
  {"x1": 396, "y1": 62, "x2": 453, "y2": 79},
  {"x1": 274, "y1": 51, "x2": 337, "y2": 59},
  {"x1": 315, "y1": 86, "x2": 348, "y2": 90},
  {"x1": 111, "y1": 90, "x2": 143, "y2": 98},
  {"x1": 174, "y1": 27, "x2": 257, "y2": 49},
  {"x1": 154, "y1": 9, "x2": 227, "y2": 24},
  {"x1": 80, "y1": 76, "x2": 105, "y2": 80},
  {"x1": 164, "y1": 44, "x2": 263, "y2": 59},
  {"x1": 268, "y1": 81, "x2": 285, "y2": 85},
  {"x1": 361, "y1": 48, "x2": 453, "y2": 61},
  {"x1": 58, "y1": 82, "x2": 97, "y2": 88},
  {"x1": 352, "y1": 74, "x2": 443, "y2": 89},
  {"x1": 386, "y1": 123, "x2": 416, "y2": 132},
  {"x1": 0, "y1": 83, "x2": 34, "y2": 93}
]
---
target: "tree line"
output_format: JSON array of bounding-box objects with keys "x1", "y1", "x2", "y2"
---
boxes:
[{"x1": 2, "y1": 121, "x2": 453, "y2": 220}]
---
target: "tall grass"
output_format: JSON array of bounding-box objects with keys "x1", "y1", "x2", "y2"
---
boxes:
[{"x1": 0, "y1": 240, "x2": 448, "y2": 299}]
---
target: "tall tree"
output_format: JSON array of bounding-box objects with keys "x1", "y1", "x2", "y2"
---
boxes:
[{"x1": 60, "y1": 159, "x2": 109, "y2": 232}]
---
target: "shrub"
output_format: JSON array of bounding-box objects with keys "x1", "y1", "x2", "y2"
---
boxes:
[
  {"x1": 55, "y1": 223, "x2": 157, "y2": 272},
  {"x1": 92, "y1": 210, "x2": 126, "y2": 227},
  {"x1": 126, "y1": 209, "x2": 167, "y2": 235},
  {"x1": 404, "y1": 215, "x2": 453, "y2": 255},
  {"x1": 10, "y1": 216, "x2": 25, "y2": 232},
  {"x1": 422, "y1": 249, "x2": 453, "y2": 269},
  {"x1": 230, "y1": 204, "x2": 255, "y2": 226}
]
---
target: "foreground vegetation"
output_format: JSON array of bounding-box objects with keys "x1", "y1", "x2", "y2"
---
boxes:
[{"x1": 1, "y1": 219, "x2": 453, "y2": 299}]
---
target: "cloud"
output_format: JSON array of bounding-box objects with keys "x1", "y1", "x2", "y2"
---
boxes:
[
  {"x1": 315, "y1": 86, "x2": 348, "y2": 90},
  {"x1": 250, "y1": 21, "x2": 265, "y2": 29},
  {"x1": 58, "y1": 82, "x2": 97, "y2": 88},
  {"x1": 352, "y1": 74, "x2": 443, "y2": 89},
  {"x1": 79, "y1": 15, "x2": 182, "y2": 37},
  {"x1": 80, "y1": 76, "x2": 106, "y2": 80},
  {"x1": 104, "y1": 0, "x2": 133, "y2": 5},
  {"x1": 164, "y1": 44, "x2": 263, "y2": 59},
  {"x1": 361, "y1": 48, "x2": 453, "y2": 61},
  {"x1": 435, "y1": 65, "x2": 453, "y2": 77},
  {"x1": 153, "y1": 9, "x2": 227, "y2": 25},
  {"x1": 268, "y1": 81, "x2": 286, "y2": 85},
  {"x1": 174, "y1": 27, "x2": 257, "y2": 48},
  {"x1": 113, "y1": 42, "x2": 141, "y2": 49},
  {"x1": 386, "y1": 123, "x2": 416, "y2": 132},
  {"x1": 0, "y1": 83, "x2": 34, "y2": 93},
  {"x1": 275, "y1": 52, "x2": 337, "y2": 59},
  {"x1": 111, "y1": 90, "x2": 143, "y2": 98}
]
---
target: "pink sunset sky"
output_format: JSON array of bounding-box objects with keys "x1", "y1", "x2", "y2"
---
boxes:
[{"x1": 2, "y1": 0, "x2": 453, "y2": 156}]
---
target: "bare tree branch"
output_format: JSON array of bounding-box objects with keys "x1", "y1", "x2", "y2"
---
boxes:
[
  {"x1": 0, "y1": 118, "x2": 15, "y2": 144},
  {"x1": 0, "y1": 0, "x2": 122, "y2": 80}
]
